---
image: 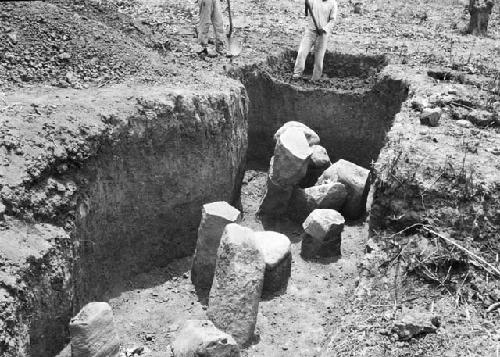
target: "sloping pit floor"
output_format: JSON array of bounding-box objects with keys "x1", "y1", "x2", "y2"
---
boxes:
[{"x1": 108, "y1": 51, "x2": 408, "y2": 356}]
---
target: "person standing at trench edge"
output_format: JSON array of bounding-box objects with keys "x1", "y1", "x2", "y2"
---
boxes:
[
  {"x1": 293, "y1": 0, "x2": 338, "y2": 81},
  {"x1": 197, "y1": 0, "x2": 226, "y2": 57}
]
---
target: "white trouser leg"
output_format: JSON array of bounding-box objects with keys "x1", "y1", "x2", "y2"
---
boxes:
[
  {"x1": 311, "y1": 33, "x2": 329, "y2": 80},
  {"x1": 198, "y1": 0, "x2": 213, "y2": 46},
  {"x1": 212, "y1": 0, "x2": 225, "y2": 45},
  {"x1": 294, "y1": 28, "x2": 316, "y2": 76}
]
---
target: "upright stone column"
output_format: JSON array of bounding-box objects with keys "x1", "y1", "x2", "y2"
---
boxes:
[
  {"x1": 207, "y1": 224, "x2": 265, "y2": 347},
  {"x1": 191, "y1": 202, "x2": 241, "y2": 290},
  {"x1": 69, "y1": 302, "x2": 120, "y2": 357},
  {"x1": 259, "y1": 127, "x2": 312, "y2": 216}
]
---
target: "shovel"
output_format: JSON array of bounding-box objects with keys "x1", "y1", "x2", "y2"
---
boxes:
[{"x1": 226, "y1": 0, "x2": 242, "y2": 57}]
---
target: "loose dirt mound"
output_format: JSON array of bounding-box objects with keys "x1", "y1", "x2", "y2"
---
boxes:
[{"x1": 0, "y1": 1, "x2": 170, "y2": 89}]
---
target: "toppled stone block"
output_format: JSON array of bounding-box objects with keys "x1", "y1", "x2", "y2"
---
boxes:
[
  {"x1": 300, "y1": 145, "x2": 331, "y2": 187},
  {"x1": 171, "y1": 320, "x2": 240, "y2": 357},
  {"x1": 316, "y1": 159, "x2": 370, "y2": 219},
  {"x1": 207, "y1": 224, "x2": 265, "y2": 347},
  {"x1": 271, "y1": 128, "x2": 312, "y2": 187},
  {"x1": 258, "y1": 173, "x2": 294, "y2": 216},
  {"x1": 273, "y1": 121, "x2": 320, "y2": 146},
  {"x1": 392, "y1": 311, "x2": 440, "y2": 340},
  {"x1": 288, "y1": 183, "x2": 348, "y2": 223},
  {"x1": 69, "y1": 302, "x2": 120, "y2": 357},
  {"x1": 420, "y1": 107, "x2": 442, "y2": 127},
  {"x1": 254, "y1": 231, "x2": 292, "y2": 296},
  {"x1": 467, "y1": 109, "x2": 495, "y2": 127},
  {"x1": 191, "y1": 202, "x2": 241, "y2": 290},
  {"x1": 301, "y1": 209, "x2": 345, "y2": 258}
]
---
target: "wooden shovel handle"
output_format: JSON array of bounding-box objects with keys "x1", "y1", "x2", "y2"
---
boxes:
[{"x1": 227, "y1": 0, "x2": 234, "y2": 37}]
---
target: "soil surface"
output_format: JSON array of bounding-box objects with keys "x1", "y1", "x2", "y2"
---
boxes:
[{"x1": 110, "y1": 170, "x2": 368, "y2": 356}]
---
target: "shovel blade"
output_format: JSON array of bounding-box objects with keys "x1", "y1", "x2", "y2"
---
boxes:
[{"x1": 227, "y1": 37, "x2": 242, "y2": 57}]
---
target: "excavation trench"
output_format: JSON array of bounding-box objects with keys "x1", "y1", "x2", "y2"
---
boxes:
[{"x1": 4, "y1": 52, "x2": 409, "y2": 357}]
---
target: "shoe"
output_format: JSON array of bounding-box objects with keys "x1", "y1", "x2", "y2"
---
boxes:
[
  {"x1": 292, "y1": 73, "x2": 302, "y2": 79},
  {"x1": 216, "y1": 42, "x2": 226, "y2": 56}
]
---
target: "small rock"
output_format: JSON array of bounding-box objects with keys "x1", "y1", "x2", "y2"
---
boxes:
[
  {"x1": 274, "y1": 121, "x2": 320, "y2": 146},
  {"x1": 467, "y1": 109, "x2": 494, "y2": 127},
  {"x1": 69, "y1": 302, "x2": 120, "y2": 357},
  {"x1": 207, "y1": 224, "x2": 265, "y2": 347},
  {"x1": 58, "y1": 52, "x2": 71, "y2": 61},
  {"x1": 254, "y1": 231, "x2": 292, "y2": 296},
  {"x1": 270, "y1": 128, "x2": 312, "y2": 187},
  {"x1": 392, "y1": 312, "x2": 440, "y2": 340},
  {"x1": 171, "y1": 320, "x2": 240, "y2": 357},
  {"x1": 299, "y1": 145, "x2": 331, "y2": 187},
  {"x1": 7, "y1": 32, "x2": 17, "y2": 44},
  {"x1": 456, "y1": 119, "x2": 473, "y2": 128},
  {"x1": 420, "y1": 107, "x2": 442, "y2": 127},
  {"x1": 411, "y1": 96, "x2": 429, "y2": 112},
  {"x1": 316, "y1": 160, "x2": 370, "y2": 219},
  {"x1": 309, "y1": 145, "x2": 331, "y2": 168},
  {"x1": 301, "y1": 209, "x2": 345, "y2": 258},
  {"x1": 191, "y1": 201, "x2": 241, "y2": 290}
]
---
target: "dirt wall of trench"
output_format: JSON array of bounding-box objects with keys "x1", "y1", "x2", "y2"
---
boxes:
[
  {"x1": 0, "y1": 83, "x2": 248, "y2": 357},
  {"x1": 240, "y1": 53, "x2": 409, "y2": 169},
  {"x1": 72, "y1": 89, "x2": 248, "y2": 306}
]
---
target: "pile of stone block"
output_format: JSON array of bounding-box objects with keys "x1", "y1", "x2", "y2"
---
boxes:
[{"x1": 259, "y1": 121, "x2": 371, "y2": 222}]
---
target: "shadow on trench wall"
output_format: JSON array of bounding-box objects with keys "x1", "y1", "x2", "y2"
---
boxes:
[{"x1": 240, "y1": 50, "x2": 409, "y2": 169}]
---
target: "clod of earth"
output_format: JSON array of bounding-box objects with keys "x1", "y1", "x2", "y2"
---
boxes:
[{"x1": 392, "y1": 311, "x2": 440, "y2": 340}]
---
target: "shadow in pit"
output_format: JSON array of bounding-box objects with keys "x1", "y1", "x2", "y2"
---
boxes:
[{"x1": 237, "y1": 49, "x2": 409, "y2": 170}]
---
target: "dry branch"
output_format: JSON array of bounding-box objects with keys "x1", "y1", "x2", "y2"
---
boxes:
[{"x1": 421, "y1": 226, "x2": 500, "y2": 278}]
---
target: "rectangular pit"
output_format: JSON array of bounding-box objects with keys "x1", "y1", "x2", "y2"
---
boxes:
[{"x1": 239, "y1": 50, "x2": 409, "y2": 169}]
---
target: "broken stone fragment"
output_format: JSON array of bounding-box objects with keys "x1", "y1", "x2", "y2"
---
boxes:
[
  {"x1": 69, "y1": 302, "x2": 120, "y2": 357},
  {"x1": 467, "y1": 109, "x2": 495, "y2": 127},
  {"x1": 420, "y1": 107, "x2": 442, "y2": 127},
  {"x1": 288, "y1": 182, "x2": 348, "y2": 223},
  {"x1": 171, "y1": 320, "x2": 240, "y2": 357},
  {"x1": 254, "y1": 231, "x2": 292, "y2": 297},
  {"x1": 191, "y1": 201, "x2": 241, "y2": 290},
  {"x1": 316, "y1": 159, "x2": 370, "y2": 220},
  {"x1": 300, "y1": 145, "x2": 331, "y2": 187},
  {"x1": 207, "y1": 223, "x2": 265, "y2": 347},
  {"x1": 301, "y1": 209, "x2": 345, "y2": 258},
  {"x1": 258, "y1": 173, "x2": 294, "y2": 216},
  {"x1": 271, "y1": 128, "x2": 312, "y2": 187},
  {"x1": 392, "y1": 311, "x2": 440, "y2": 340},
  {"x1": 273, "y1": 121, "x2": 320, "y2": 146}
]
